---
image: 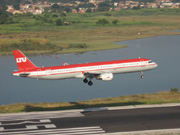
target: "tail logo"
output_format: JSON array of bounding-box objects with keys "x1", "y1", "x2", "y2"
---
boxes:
[{"x1": 16, "y1": 57, "x2": 27, "y2": 63}]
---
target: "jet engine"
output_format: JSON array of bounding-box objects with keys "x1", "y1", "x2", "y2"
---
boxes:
[{"x1": 96, "y1": 73, "x2": 113, "y2": 81}]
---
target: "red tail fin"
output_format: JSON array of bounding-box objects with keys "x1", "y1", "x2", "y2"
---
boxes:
[{"x1": 13, "y1": 50, "x2": 38, "y2": 71}]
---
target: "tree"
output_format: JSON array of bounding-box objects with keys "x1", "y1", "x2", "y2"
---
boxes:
[
  {"x1": 104, "y1": 13, "x2": 111, "y2": 16},
  {"x1": 60, "y1": 12, "x2": 66, "y2": 17},
  {"x1": 98, "y1": 2, "x2": 111, "y2": 11},
  {"x1": 96, "y1": 19, "x2": 109, "y2": 25},
  {"x1": 64, "y1": 7, "x2": 72, "y2": 13},
  {"x1": 0, "y1": 10, "x2": 12, "y2": 24},
  {"x1": 51, "y1": 3, "x2": 60, "y2": 9},
  {"x1": 24, "y1": 1, "x2": 32, "y2": 4},
  {"x1": 112, "y1": 19, "x2": 119, "y2": 25},
  {"x1": 56, "y1": 19, "x2": 62, "y2": 26},
  {"x1": 13, "y1": 3, "x2": 20, "y2": 10},
  {"x1": 86, "y1": 8, "x2": 92, "y2": 13},
  {"x1": 170, "y1": 88, "x2": 179, "y2": 93},
  {"x1": 132, "y1": 5, "x2": 141, "y2": 10},
  {"x1": 0, "y1": 0, "x2": 21, "y2": 10},
  {"x1": 77, "y1": 3, "x2": 95, "y2": 8},
  {"x1": 52, "y1": 14, "x2": 58, "y2": 18}
]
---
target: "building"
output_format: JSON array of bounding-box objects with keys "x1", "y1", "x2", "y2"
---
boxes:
[{"x1": 7, "y1": 9, "x2": 24, "y2": 14}]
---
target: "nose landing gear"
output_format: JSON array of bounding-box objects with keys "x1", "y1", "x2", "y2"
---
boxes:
[{"x1": 140, "y1": 71, "x2": 144, "y2": 79}]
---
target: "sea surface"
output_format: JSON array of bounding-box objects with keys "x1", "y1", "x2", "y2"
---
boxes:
[{"x1": 0, "y1": 35, "x2": 180, "y2": 105}]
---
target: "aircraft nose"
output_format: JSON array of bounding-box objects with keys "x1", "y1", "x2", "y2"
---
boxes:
[
  {"x1": 154, "y1": 63, "x2": 158, "y2": 68},
  {"x1": 12, "y1": 72, "x2": 20, "y2": 76}
]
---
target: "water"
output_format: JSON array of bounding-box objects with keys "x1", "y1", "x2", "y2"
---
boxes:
[{"x1": 0, "y1": 35, "x2": 180, "y2": 105}]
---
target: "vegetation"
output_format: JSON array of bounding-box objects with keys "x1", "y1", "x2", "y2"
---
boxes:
[
  {"x1": 68, "y1": 43, "x2": 88, "y2": 49},
  {"x1": 98, "y1": 1, "x2": 111, "y2": 12},
  {"x1": 0, "y1": 0, "x2": 22, "y2": 10},
  {"x1": 96, "y1": 18, "x2": 109, "y2": 25},
  {"x1": 170, "y1": 88, "x2": 179, "y2": 93},
  {"x1": 112, "y1": 19, "x2": 119, "y2": 25},
  {"x1": 0, "y1": 89, "x2": 179, "y2": 113},
  {"x1": 55, "y1": 19, "x2": 63, "y2": 26},
  {"x1": 1, "y1": 8, "x2": 180, "y2": 55},
  {"x1": 0, "y1": 38, "x2": 62, "y2": 52}
]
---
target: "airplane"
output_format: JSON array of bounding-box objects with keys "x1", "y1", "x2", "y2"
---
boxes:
[{"x1": 12, "y1": 50, "x2": 158, "y2": 86}]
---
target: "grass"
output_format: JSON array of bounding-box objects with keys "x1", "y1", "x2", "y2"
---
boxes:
[
  {"x1": 0, "y1": 91, "x2": 180, "y2": 113},
  {"x1": 1, "y1": 9, "x2": 180, "y2": 55}
]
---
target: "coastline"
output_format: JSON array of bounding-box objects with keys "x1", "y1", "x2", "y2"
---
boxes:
[
  {"x1": 0, "y1": 90, "x2": 179, "y2": 113},
  {"x1": 1, "y1": 31, "x2": 180, "y2": 56},
  {"x1": 1, "y1": 14, "x2": 180, "y2": 56}
]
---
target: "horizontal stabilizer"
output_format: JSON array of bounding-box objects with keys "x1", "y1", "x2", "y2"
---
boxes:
[{"x1": 19, "y1": 73, "x2": 30, "y2": 77}]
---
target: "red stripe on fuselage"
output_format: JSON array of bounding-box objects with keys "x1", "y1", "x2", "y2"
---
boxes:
[
  {"x1": 42, "y1": 58, "x2": 149, "y2": 71},
  {"x1": 13, "y1": 58, "x2": 150, "y2": 74}
]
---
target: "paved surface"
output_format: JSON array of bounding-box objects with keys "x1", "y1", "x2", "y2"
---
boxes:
[{"x1": 0, "y1": 104, "x2": 180, "y2": 134}]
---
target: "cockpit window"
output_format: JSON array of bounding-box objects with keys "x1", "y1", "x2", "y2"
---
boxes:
[{"x1": 148, "y1": 60, "x2": 153, "y2": 63}]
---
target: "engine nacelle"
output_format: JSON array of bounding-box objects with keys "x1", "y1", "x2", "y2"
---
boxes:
[{"x1": 96, "y1": 73, "x2": 113, "y2": 81}]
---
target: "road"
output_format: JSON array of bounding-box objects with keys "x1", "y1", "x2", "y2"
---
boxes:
[{"x1": 0, "y1": 104, "x2": 180, "y2": 135}]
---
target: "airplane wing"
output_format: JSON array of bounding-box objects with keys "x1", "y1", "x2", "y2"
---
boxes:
[
  {"x1": 84, "y1": 71, "x2": 106, "y2": 78},
  {"x1": 75, "y1": 71, "x2": 103, "y2": 78},
  {"x1": 84, "y1": 71, "x2": 114, "y2": 81},
  {"x1": 84, "y1": 72, "x2": 99, "y2": 78}
]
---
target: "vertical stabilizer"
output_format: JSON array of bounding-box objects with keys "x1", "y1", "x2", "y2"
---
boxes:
[{"x1": 13, "y1": 50, "x2": 38, "y2": 71}]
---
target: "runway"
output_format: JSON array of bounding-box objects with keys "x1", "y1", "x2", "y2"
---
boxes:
[{"x1": 0, "y1": 104, "x2": 180, "y2": 135}]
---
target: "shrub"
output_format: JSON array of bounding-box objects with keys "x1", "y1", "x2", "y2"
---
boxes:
[
  {"x1": 68, "y1": 43, "x2": 88, "y2": 49},
  {"x1": 11, "y1": 43, "x2": 20, "y2": 50},
  {"x1": 56, "y1": 19, "x2": 63, "y2": 26},
  {"x1": 96, "y1": 19, "x2": 109, "y2": 25},
  {"x1": 0, "y1": 39, "x2": 62, "y2": 52},
  {"x1": 170, "y1": 88, "x2": 179, "y2": 93},
  {"x1": 104, "y1": 13, "x2": 111, "y2": 16},
  {"x1": 52, "y1": 14, "x2": 58, "y2": 18},
  {"x1": 112, "y1": 19, "x2": 119, "y2": 25}
]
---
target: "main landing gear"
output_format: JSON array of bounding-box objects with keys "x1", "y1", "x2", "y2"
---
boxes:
[
  {"x1": 140, "y1": 71, "x2": 144, "y2": 79},
  {"x1": 83, "y1": 78, "x2": 93, "y2": 86}
]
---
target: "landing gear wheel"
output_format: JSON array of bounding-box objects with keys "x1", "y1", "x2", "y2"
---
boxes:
[
  {"x1": 140, "y1": 71, "x2": 144, "y2": 79},
  {"x1": 83, "y1": 78, "x2": 88, "y2": 83},
  {"x1": 88, "y1": 81, "x2": 93, "y2": 86}
]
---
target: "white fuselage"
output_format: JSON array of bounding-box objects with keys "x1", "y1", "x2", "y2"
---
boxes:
[{"x1": 13, "y1": 60, "x2": 157, "y2": 80}]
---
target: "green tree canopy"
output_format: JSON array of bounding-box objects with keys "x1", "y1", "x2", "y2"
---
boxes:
[
  {"x1": 96, "y1": 18, "x2": 109, "y2": 25},
  {"x1": 77, "y1": 3, "x2": 95, "y2": 8},
  {"x1": 51, "y1": 3, "x2": 60, "y2": 9},
  {"x1": 112, "y1": 19, "x2": 119, "y2": 25},
  {"x1": 98, "y1": 2, "x2": 111, "y2": 11},
  {"x1": 56, "y1": 18, "x2": 63, "y2": 26},
  {"x1": 0, "y1": 0, "x2": 21, "y2": 10}
]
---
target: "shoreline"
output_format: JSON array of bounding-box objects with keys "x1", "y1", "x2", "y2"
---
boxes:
[
  {"x1": 0, "y1": 44, "x2": 127, "y2": 56},
  {"x1": 1, "y1": 31, "x2": 180, "y2": 56},
  {"x1": 0, "y1": 90, "x2": 179, "y2": 113},
  {"x1": 1, "y1": 10, "x2": 180, "y2": 56}
]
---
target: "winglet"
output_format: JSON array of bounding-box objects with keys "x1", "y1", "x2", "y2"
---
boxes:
[{"x1": 12, "y1": 50, "x2": 38, "y2": 71}]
